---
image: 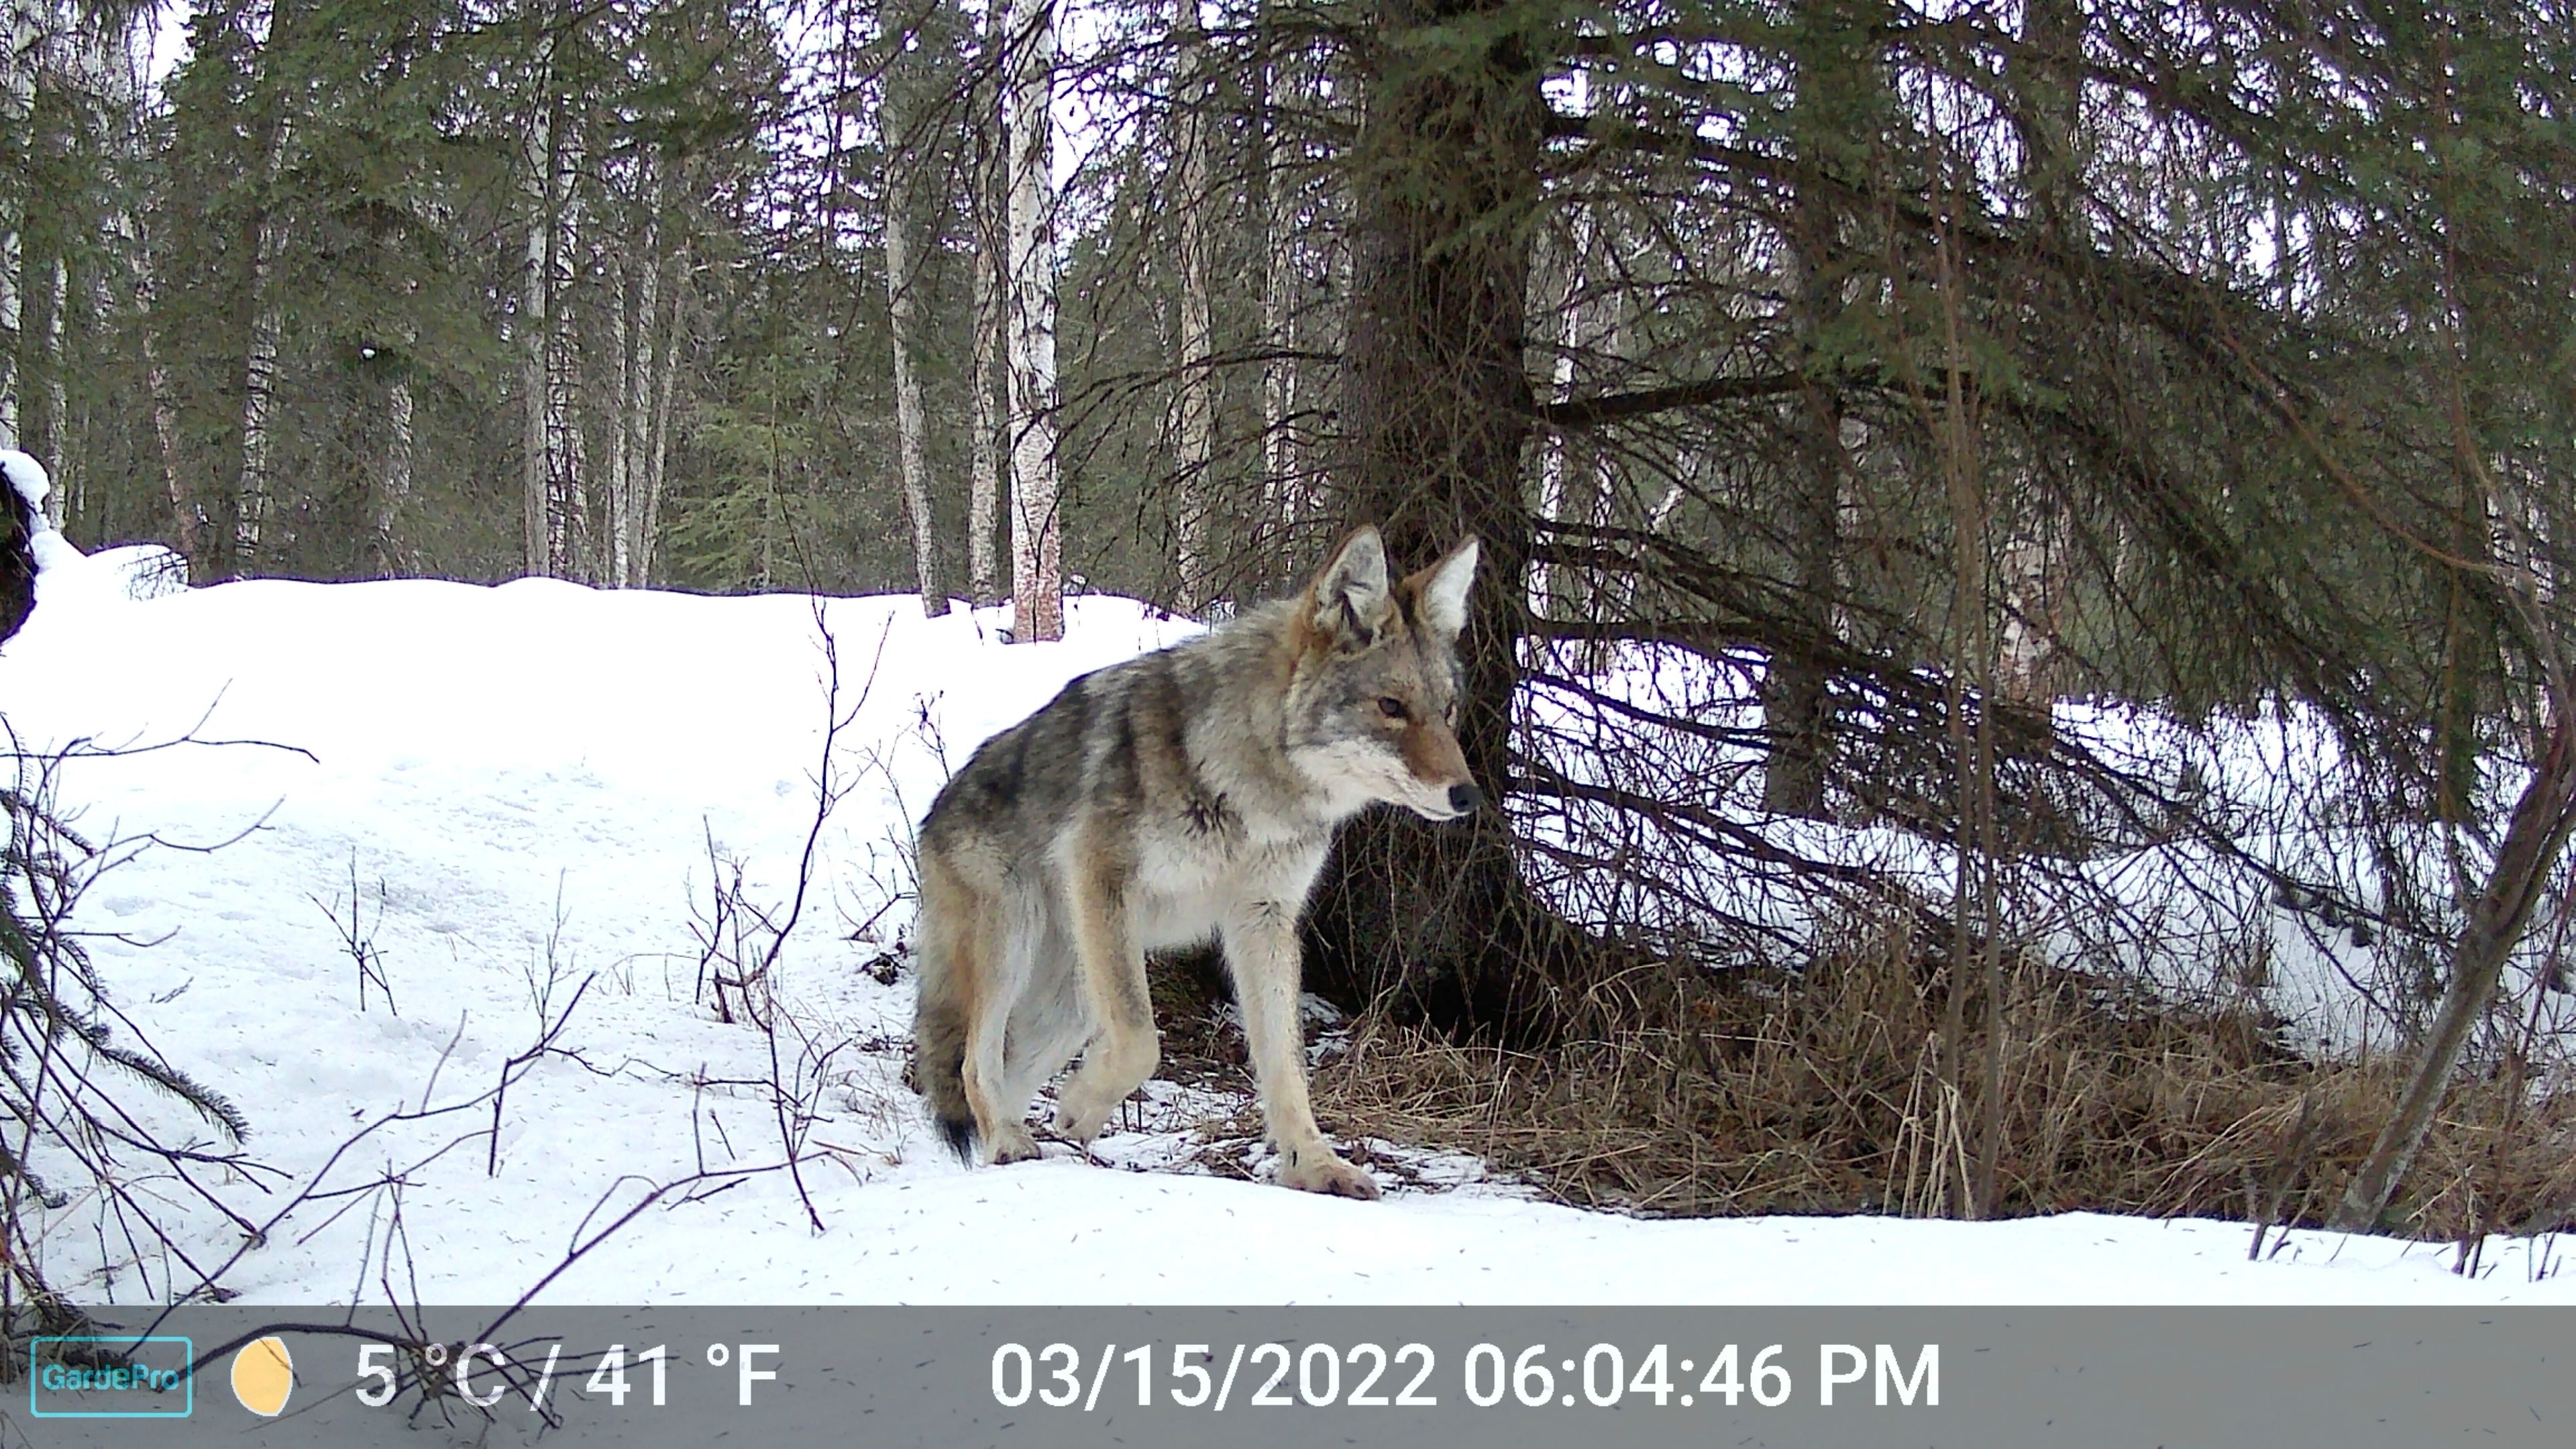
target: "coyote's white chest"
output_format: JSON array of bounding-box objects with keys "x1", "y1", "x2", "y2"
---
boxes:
[{"x1": 1130, "y1": 820, "x2": 1332, "y2": 951}]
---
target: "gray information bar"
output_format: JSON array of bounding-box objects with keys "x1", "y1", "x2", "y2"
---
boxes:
[{"x1": 12, "y1": 1305, "x2": 2565, "y2": 1447}]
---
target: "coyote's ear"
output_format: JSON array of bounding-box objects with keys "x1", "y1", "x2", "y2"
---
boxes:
[
  {"x1": 1407, "y1": 536, "x2": 1481, "y2": 641},
  {"x1": 1311, "y1": 525, "x2": 1393, "y2": 647}
]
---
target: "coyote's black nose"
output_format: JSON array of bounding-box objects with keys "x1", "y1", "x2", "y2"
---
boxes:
[{"x1": 1448, "y1": 783, "x2": 1483, "y2": 815}]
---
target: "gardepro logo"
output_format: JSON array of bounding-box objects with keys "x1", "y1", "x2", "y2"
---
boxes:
[{"x1": 28, "y1": 1335, "x2": 194, "y2": 1419}]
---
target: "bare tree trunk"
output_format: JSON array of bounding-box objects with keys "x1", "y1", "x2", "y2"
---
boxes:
[
  {"x1": 1254, "y1": 9, "x2": 1304, "y2": 586},
  {"x1": 621, "y1": 191, "x2": 667, "y2": 588},
  {"x1": 117, "y1": 212, "x2": 193, "y2": 568},
  {"x1": 0, "y1": 252, "x2": 14, "y2": 454},
  {"x1": 1305, "y1": 0, "x2": 1566, "y2": 1035},
  {"x1": 235, "y1": 116, "x2": 293, "y2": 575},
  {"x1": 2014, "y1": 0, "x2": 2088, "y2": 246},
  {"x1": 639, "y1": 241, "x2": 682, "y2": 589},
  {"x1": 606, "y1": 242, "x2": 635, "y2": 587},
  {"x1": 1258, "y1": 217, "x2": 1297, "y2": 539},
  {"x1": 522, "y1": 87, "x2": 586, "y2": 580},
  {"x1": 1994, "y1": 528, "x2": 2060, "y2": 702},
  {"x1": 1761, "y1": 13, "x2": 1876, "y2": 821},
  {"x1": 553, "y1": 143, "x2": 589, "y2": 579},
  {"x1": 86, "y1": 15, "x2": 192, "y2": 570},
  {"x1": 2332, "y1": 696, "x2": 2576, "y2": 1231},
  {"x1": 52, "y1": 3, "x2": 133, "y2": 532},
  {"x1": 0, "y1": 0, "x2": 29, "y2": 457},
  {"x1": 1992, "y1": 0, "x2": 2084, "y2": 711},
  {"x1": 19, "y1": 4, "x2": 69, "y2": 527},
  {"x1": 38, "y1": 254, "x2": 62, "y2": 527},
  {"x1": 969, "y1": 204, "x2": 1002, "y2": 603},
  {"x1": 523, "y1": 107, "x2": 553, "y2": 576},
  {"x1": 1533, "y1": 141, "x2": 1599, "y2": 633},
  {"x1": 1533, "y1": 237, "x2": 1574, "y2": 621},
  {"x1": 1169, "y1": 0, "x2": 1216, "y2": 614},
  {"x1": 883, "y1": 82, "x2": 948, "y2": 617},
  {"x1": 965, "y1": 0, "x2": 1004, "y2": 606},
  {"x1": 1004, "y1": 0, "x2": 1063, "y2": 641},
  {"x1": 596, "y1": 166, "x2": 664, "y2": 593},
  {"x1": 370, "y1": 374, "x2": 413, "y2": 576},
  {"x1": 233, "y1": 313, "x2": 281, "y2": 569},
  {"x1": 1760, "y1": 262, "x2": 1841, "y2": 816}
]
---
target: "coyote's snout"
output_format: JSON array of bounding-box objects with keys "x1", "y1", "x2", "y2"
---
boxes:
[{"x1": 911, "y1": 525, "x2": 1482, "y2": 1198}]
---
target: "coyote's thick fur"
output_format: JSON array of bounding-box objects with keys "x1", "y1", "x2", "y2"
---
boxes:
[{"x1": 913, "y1": 527, "x2": 1482, "y2": 1197}]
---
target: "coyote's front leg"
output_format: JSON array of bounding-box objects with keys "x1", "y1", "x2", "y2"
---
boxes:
[{"x1": 1222, "y1": 904, "x2": 1379, "y2": 1199}]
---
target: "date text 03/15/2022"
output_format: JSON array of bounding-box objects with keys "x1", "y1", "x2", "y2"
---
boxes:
[{"x1": 989, "y1": 1340, "x2": 1940, "y2": 1413}]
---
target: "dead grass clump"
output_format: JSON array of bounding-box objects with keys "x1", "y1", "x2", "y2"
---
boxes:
[{"x1": 1309, "y1": 914, "x2": 2576, "y2": 1239}]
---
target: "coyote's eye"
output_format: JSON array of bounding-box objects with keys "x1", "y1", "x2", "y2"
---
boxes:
[{"x1": 1377, "y1": 696, "x2": 1408, "y2": 720}]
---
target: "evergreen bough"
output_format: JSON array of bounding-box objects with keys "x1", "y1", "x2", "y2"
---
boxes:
[{"x1": 1, "y1": 736, "x2": 249, "y2": 1375}]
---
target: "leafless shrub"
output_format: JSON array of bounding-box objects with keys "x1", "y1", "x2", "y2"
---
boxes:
[
  {"x1": 690, "y1": 606, "x2": 892, "y2": 1028},
  {"x1": 312, "y1": 849, "x2": 395, "y2": 1014},
  {"x1": 686, "y1": 604, "x2": 894, "y2": 1230}
]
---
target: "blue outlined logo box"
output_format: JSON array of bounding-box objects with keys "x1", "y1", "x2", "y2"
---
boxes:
[{"x1": 28, "y1": 1336, "x2": 195, "y2": 1419}]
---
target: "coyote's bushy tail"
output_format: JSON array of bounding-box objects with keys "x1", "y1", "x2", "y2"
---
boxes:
[{"x1": 912, "y1": 854, "x2": 978, "y2": 1162}]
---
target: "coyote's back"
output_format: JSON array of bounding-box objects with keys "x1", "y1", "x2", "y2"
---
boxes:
[{"x1": 912, "y1": 525, "x2": 1483, "y2": 1197}]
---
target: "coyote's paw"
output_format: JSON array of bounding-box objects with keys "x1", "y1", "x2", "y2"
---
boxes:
[
  {"x1": 1277, "y1": 1144, "x2": 1381, "y2": 1200},
  {"x1": 1049, "y1": 1098, "x2": 1113, "y2": 1145},
  {"x1": 987, "y1": 1123, "x2": 1042, "y2": 1165}
]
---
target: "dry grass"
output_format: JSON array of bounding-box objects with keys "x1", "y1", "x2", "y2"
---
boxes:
[{"x1": 1305, "y1": 916, "x2": 2576, "y2": 1240}]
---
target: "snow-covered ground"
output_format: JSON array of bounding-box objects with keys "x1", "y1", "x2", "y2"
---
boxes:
[
  {"x1": 1520, "y1": 640, "x2": 2576, "y2": 1061},
  {"x1": 3, "y1": 521, "x2": 2571, "y2": 1308}
]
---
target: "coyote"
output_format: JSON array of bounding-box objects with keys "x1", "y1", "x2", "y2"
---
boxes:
[{"x1": 913, "y1": 526, "x2": 1483, "y2": 1198}]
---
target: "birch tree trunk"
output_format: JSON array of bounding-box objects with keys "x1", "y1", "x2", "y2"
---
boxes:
[
  {"x1": 616, "y1": 214, "x2": 656, "y2": 588},
  {"x1": 963, "y1": 0, "x2": 1003, "y2": 605},
  {"x1": 563, "y1": 162, "x2": 592, "y2": 579},
  {"x1": 89, "y1": 11, "x2": 185, "y2": 563},
  {"x1": 234, "y1": 297, "x2": 280, "y2": 568},
  {"x1": 115, "y1": 209, "x2": 193, "y2": 568},
  {"x1": 969, "y1": 197, "x2": 1002, "y2": 603},
  {"x1": 883, "y1": 91, "x2": 948, "y2": 616},
  {"x1": 591, "y1": 158, "x2": 670, "y2": 590},
  {"x1": 370, "y1": 372, "x2": 413, "y2": 576},
  {"x1": 547, "y1": 176, "x2": 588, "y2": 578},
  {"x1": 1169, "y1": 0, "x2": 1216, "y2": 614},
  {"x1": 0, "y1": 0, "x2": 30, "y2": 456},
  {"x1": 0, "y1": 246, "x2": 13, "y2": 453},
  {"x1": 1004, "y1": 0, "x2": 1063, "y2": 642},
  {"x1": 521, "y1": 87, "x2": 586, "y2": 579},
  {"x1": 606, "y1": 234, "x2": 634, "y2": 587},
  {"x1": 522, "y1": 103, "x2": 553, "y2": 575},
  {"x1": 1992, "y1": 0, "x2": 2084, "y2": 709},
  {"x1": 1255, "y1": 6, "x2": 1298, "y2": 557},
  {"x1": 1533, "y1": 131, "x2": 1595, "y2": 625},
  {"x1": 1258, "y1": 236, "x2": 1297, "y2": 542},
  {"x1": 38, "y1": 254, "x2": 62, "y2": 527}
]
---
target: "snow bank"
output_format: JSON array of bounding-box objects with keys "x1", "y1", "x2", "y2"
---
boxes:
[
  {"x1": 0, "y1": 566, "x2": 2566, "y2": 1307},
  {"x1": 1519, "y1": 639, "x2": 2576, "y2": 1057}
]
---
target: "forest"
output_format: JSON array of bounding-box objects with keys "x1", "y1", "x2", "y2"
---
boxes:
[{"x1": 7, "y1": 0, "x2": 2576, "y2": 1248}]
